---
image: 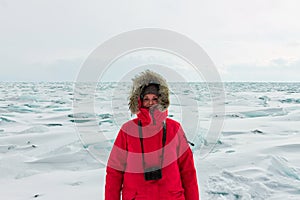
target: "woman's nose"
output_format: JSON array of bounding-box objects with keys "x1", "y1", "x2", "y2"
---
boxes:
[{"x1": 149, "y1": 100, "x2": 154, "y2": 105}]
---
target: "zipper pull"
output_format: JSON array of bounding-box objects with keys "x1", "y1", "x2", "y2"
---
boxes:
[{"x1": 150, "y1": 107, "x2": 156, "y2": 125}]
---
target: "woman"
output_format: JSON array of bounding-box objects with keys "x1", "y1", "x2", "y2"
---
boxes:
[{"x1": 105, "y1": 70, "x2": 199, "y2": 200}]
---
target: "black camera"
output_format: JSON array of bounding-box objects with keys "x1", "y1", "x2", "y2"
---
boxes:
[{"x1": 144, "y1": 167, "x2": 162, "y2": 181}]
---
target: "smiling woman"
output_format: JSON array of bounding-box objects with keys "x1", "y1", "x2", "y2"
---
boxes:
[
  {"x1": 105, "y1": 70, "x2": 199, "y2": 200},
  {"x1": 141, "y1": 84, "x2": 159, "y2": 108},
  {"x1": 142, "y1": 93, "x2": 159, "y2": 108}
]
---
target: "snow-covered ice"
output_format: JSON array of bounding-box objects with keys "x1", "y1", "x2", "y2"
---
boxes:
[{"x1": 0, "y1": 82, "x2": 299, "y2": 199}]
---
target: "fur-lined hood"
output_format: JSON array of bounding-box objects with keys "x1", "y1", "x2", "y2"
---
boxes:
[{"x1": 129, "y1": 70, "x2": 170, "y2": 114}]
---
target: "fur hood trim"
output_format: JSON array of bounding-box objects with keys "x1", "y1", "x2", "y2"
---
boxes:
[{"x1": 129, "y1": 70, "x2": 170, "y2": 114}]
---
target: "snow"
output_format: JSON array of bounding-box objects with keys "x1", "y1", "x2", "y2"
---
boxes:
[{"x1": 0, "y1": 82, "x2": 299, "y2": 199}]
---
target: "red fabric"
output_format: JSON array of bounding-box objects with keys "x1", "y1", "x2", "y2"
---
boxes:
[{"x1": 105, "y1": 107, "x2": 199, "y2": 200}]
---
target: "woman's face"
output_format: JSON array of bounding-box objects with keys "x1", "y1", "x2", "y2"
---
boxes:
[{"x1": 142, "y1": 94, "x2": 158, "y2": 108}]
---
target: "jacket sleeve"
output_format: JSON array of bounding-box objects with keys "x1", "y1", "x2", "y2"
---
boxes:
[
  {"x1": 105, "y1": 128, "x2": 128, "y2": 200},
  {"x1": 177, "y1": 124, "x2": 200, "y2": 200}
]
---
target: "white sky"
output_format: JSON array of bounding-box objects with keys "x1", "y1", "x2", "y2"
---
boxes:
[{"x1": 1, "y1": 0, "x2": 300, "y2": 82}]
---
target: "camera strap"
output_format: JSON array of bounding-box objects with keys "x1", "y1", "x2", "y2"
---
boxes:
[{"x1": 138, "y1": 120, "x2": 166, "y2": 170}]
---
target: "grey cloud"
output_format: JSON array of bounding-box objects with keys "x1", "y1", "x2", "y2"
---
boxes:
[
  {"x1": 223, "y1": 58, "x2": 300, "y2": 81},
  {"x1": 271, "y1": 58, "x2": 290, "y2": 66},
  {"x1": 0, "y1": 58, "x2": 82, "y2": 82}
]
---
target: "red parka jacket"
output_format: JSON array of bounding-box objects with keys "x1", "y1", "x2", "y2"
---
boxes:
[{"x1": 105, "y1": 106, "x2": 199, "y2": 200}]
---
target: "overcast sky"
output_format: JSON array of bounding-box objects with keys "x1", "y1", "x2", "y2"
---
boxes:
[{"x1": 1, "y1": 0, "x2": 300, "y2": 82}]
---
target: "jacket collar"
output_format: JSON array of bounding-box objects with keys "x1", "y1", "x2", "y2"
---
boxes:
[{"x1": 137, "y1": 106, "x2": 168, "y2": 126}]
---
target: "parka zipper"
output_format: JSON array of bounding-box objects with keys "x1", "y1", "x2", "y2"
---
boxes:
[{"x1": 150, "y1": 107, "x2": 156, "y2": 125}]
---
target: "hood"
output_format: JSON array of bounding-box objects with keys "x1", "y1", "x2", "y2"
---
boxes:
[{"x1": 129, "y1": 70, "x2": 170, "y2": 114}]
